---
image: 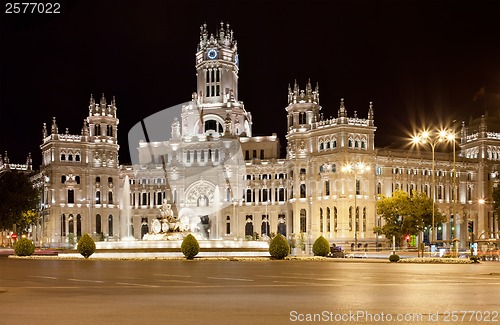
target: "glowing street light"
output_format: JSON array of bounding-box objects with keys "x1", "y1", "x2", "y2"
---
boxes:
[
  {"x1": 341, "y1": 162, "x2": 370, "y2": 251},
  {"x1": 412, "y1": 129, "x2": 452, "y2": 243}
]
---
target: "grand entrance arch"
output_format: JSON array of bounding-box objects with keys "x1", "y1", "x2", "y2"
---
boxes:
[
  {"x1": 185, "y1": 180, "x2": 215, "y2": 208},
  {"x1": 184, "y1": 180, "x2": 218, "y2": 238}
]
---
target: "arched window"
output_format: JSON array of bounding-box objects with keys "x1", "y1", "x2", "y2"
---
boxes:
[
  {"x1": 320, "y1": 208, "x2": 324, "y2": 232},
  {"x1": 204, "y1": 120, "x2": 223, "y2": 134},
  {"x1": 96, "y1": 214, "x2": 102, "y2": 235},
  {"x1": 68, "y1": 215, "x2": 74, "y2": 234},
  {"x1": 245, "y1": 215, "x2": 253, "y2": 236},
  {"x1": 108, "y1": 215, "x2": 113, "y2": 237},
  {"x1": 197, "y1": 195, "x2": 209, "y2": 207},
  {"x1": 96, "y1": 191, "x2": 101, "y2": 204},
  {"x1": 261, "y1": 215, "x2": 270, "y2": 236},
  {"x1": 300, "y1": 183, "x2": 306, "y2": 198},
  {"x1": 61, "y1": 214, "x2": 66, "y2": 236},
  {"x1": 299, "y1": 112, "x2": 307, "y2": 124},
  {"x1": 67, "y1": 189, "x2": 74, "y2": 204},
  {"x1": 76, "y1": 214, "x2": 82, "y2": 237},
  {"x1": 226, "y1": 216, "x2": 231, "y2": 235},
  {"x1": 326, "y1": 207, "x2": 331, "y2": 232},
  {"x1": 349, "y1": 207, "x2": 353, "y2": 231},
  {"x1": 334, "y1": 207, "x2": 338, "y2": 232},
  {"x1": 108, "y1": 191, "x2": 113, "y2": 204}
]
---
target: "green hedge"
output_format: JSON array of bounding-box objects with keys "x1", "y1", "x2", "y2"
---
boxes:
[
  {"x1": 389, "y1": 254, "x2": 400, "y2": 262},
  {"x1": 269, "y1": 234, "x2": 290, "y2": 259},
  {"x1": 312, "y1": 236, "x2": 330, "y2": 256},
  {"x1": 181, "y1": 234, "x2": 200, "y2": 259},
  {"x1": 14, "y1": 237, "x2": 35, "y2": 256},
  {"x1": 77, "y1": 233, "x2": 96, "y2": 259}
]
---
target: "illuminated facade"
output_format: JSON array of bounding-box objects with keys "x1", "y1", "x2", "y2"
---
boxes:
[{"x1": 34, "y1": 23, "x2": 499, "y2": 250}]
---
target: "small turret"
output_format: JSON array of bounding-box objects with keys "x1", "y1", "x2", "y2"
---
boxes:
[
  {"x1": 171, "y1": 117, "x2": 181, "y2": 141},
  {"x1": 368, "y1": 101, "x2": 374, "y2": 126},
  {"x1": 100, "y1": 93, "x2": 107, "y2": 115},
  {"x1": 3, "y1": 151, "x2": 9, "y2": 168},
  {"x1": 42, "y1": 123, "x2": 47, "y2": 139},
  {"x1": 338, "y1": 98, "x2": 347, "y2": 118},
  {"x1": 51, "y1": 117, "x2": 58, "y2": 135},
  {"x1": 26, "y1": 152, "x2": 32, "y2": 170},
  {"x1": 82, "y1": 119, "x2": 89, "y2": 138},
  {"x1": 89, "y1": 94, "x2": 96, "y2": 115}
]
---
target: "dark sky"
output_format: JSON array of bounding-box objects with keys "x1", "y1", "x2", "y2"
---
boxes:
[{"x1": 1, "y1": 0, "x2": 499, "y2": 168}]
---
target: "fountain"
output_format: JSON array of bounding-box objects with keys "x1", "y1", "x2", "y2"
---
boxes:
[
  {"x1": 120, "y1": 175, "x2": 135, "y2": 241},
  {"x1": 141, "y1": 201, "x2": 208, "y2": 241},
  {"x1": 214, "y1": 185, "x2": 220, "y2": 239}
]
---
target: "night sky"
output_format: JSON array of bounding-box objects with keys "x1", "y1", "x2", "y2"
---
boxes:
[{"x1": 1, "y1": 0, "x2": 499, "y2": 168}]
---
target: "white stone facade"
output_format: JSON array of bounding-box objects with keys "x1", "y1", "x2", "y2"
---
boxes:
[{"x1": 33, "y1": 23, "x2": 499, "y2": 250}]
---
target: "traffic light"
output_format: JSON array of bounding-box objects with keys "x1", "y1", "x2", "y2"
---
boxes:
[
  {"x1": 468, "y1": 220, "x2": 474, "y2": 233},
  {"x1": 405, "y1": 234, "x2": 410, "y2": 242}
]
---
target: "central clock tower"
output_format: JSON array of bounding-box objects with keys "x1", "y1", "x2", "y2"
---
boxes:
[
  {"x1": 195, "y1": 22, "x2": 239, "y2": 104},
  {"x1": 181, "y1": 22, "x2": 251, "y2": 138}
]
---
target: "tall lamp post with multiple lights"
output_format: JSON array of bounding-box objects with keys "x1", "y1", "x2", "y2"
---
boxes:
[
  {"x1": 412, "y1": 130, "x2": 451, "y2": 243},
  {"x1": 341, "y1": 162, "x2": 370, "y2": 251}
]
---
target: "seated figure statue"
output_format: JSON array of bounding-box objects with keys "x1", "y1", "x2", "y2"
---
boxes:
[{"x1": 159, "y1": 201, "x2": 177, "y2": 223}]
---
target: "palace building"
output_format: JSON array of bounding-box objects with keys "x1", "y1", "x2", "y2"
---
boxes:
[{"x1": 33, "y1": 23, "x2": 499, "y2": 251}]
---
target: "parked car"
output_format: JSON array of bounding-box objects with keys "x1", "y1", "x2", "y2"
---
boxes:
[{"x1": 328, "y1": 246, "x2": 345, "y2": 258}]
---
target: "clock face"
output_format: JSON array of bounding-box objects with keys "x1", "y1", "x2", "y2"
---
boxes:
[{"x1": 207, "y1": 49, "x2": 218, "y2": 60}]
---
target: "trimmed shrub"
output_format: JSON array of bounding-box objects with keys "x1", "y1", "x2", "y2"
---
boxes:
[
  {"x1": 312, "y1": 236, "x2": 330, "y2": 256},
  {"x1": 14, "y1": 237, "x2": 35, "y2": 256},
  {"x1": 181, "y1": 234, "x2": 200, "y2": 259},
  {"x1": 470, "y1": 255, "x2": 480, "y2": 263},
  {"x1": 77, "y1": 233, "x2": 96, "y2": 259},
  {"x1": 389, "y1": 254, "x2": 400, "y2": 262},
  {"x1": 269, "y1": 234, "x2": 290, "y2": 259}
]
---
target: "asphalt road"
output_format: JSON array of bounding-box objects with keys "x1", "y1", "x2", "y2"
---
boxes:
[{"x1": 1, "y1": 257, "x2": 499, "y2": 325}]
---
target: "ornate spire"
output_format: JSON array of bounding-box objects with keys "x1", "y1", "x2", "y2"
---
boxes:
[
  {"x1": 223, "y1": 113, "x2": 232, "y2": 137},
  {"x1": 89, "y1": 94, "x2": 96, "y2": 115},
  {"x1": 4, "y1": 151, "x2": 9, "y2": 166},
  {"x1": 338, "y1": 98, "x2": 347, "y2": 118},
  {"x1": 26, "y1": 153, "x2": 32, "y2": 170},
  {"x1": 42, "y1": 122, "x2": 47, "y2": 139},
  {"x1": 82, "y1": 119, "x2": 89, "y2": 137},
  {"x1": 171, "y1": 117, "x2": 181, "y2": 140},
  {"x1": 51, "y1": 117, "x2": 58, "y2": 134}
]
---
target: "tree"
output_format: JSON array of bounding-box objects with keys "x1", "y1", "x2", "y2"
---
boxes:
[
  {"x1": 181, "y1": 234, "x2": 200, "y2": 259},
  {"x1": 269, "y1": 234, "x2": 290, "y2": 259},
  {"x1": 0, "y1": 171, "x2": 39, "y2": 232},
  {"x1": 312, "y1": 236, "x2": 330, "y2": 256},
  {"x1": 376, "y1": 190, "x2": 445, "y2": 246},
  {"x1": 77, "y1": 234, "x2": 96, "y2": 259}
]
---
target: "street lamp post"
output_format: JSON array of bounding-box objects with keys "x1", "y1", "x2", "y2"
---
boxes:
[
  {"x1": 412, "y1": 130, "x2": 450, "y2": 244},
  {"x1": 341, "y1": 162, "x2": 370, "y2": 251}
]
